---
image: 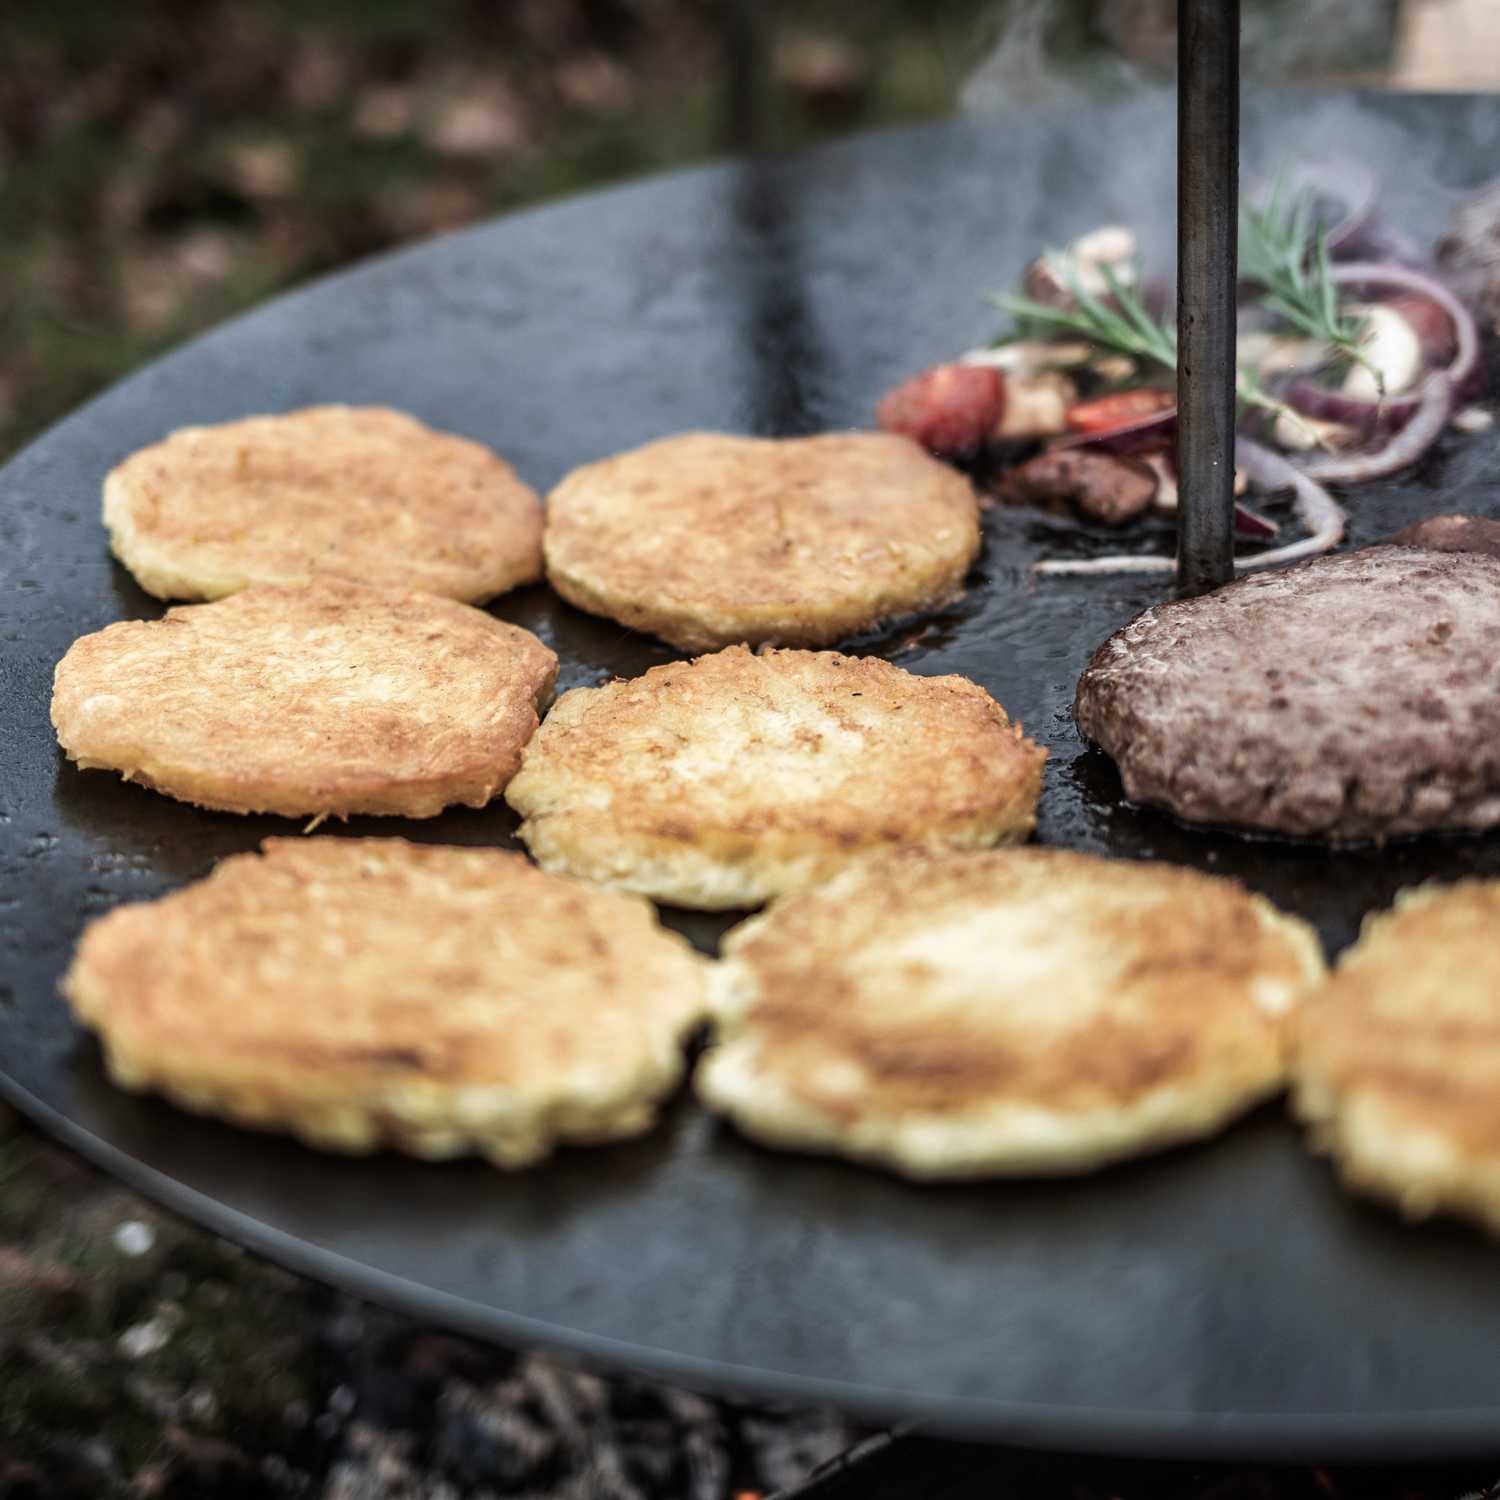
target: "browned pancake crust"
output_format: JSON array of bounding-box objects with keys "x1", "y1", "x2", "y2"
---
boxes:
[
  {"x1": 505, "y1": 646, "x2": 1047, "y2": 909},
  {"x1": 1292, "y1": 880, "x2": 1500, "y2": 1235},
  {"x1": 62, "y1": 839, "x2": 709, "y2": 1167},
  {"x1": 103, "y1": 405, "x2": 544, "y2": 603},
  {"x1": 51, "y1": 580, "x2": 557, "y2": 819},
  {"x1": 543, "y1": 431, "x2": 981, "y2": 651},
  {"x1": 695, "y1": 846, "x2": 1324, "y2": 1179},
  {"x1": 1074, "y1": 548, "x2": 1500, "y2": 842}
]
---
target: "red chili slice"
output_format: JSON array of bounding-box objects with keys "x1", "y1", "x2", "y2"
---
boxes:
[{"x1": 1065, "y1": 389, "x2": 1175, "y2": 435}]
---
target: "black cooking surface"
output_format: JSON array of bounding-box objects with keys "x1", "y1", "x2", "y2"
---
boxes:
[
  {"x1": 777, "y1": 1430, "x2": 1500, "y2": 1500},
  {"x1": 4, "y1": 91, "x2": 1500, "y2": 1461}
]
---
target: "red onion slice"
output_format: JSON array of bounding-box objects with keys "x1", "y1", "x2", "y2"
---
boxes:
[
  {"x1": 1034, "y1": 436, "x2": 1344, "y2": 576},
  {"x1": 1300, "y1": 159, "x2": 1379, "y2": 256},
  {"x1": 1288, "y1": 377, "x2": 1418, "y2": 433},
  {"x1": 1287, "y1": 263, "x2": 1479, "y2": 431},
  {"x1": 1032, "y1": 551, "x2": 1174, "y2": 576},
  {"x1": 1232, "y1": 437, "x2": 1346, "y2": 568},
  {"x1": 1047, "y1": 407, "x2": 1177, "y2": 454},
  {"x1": 1233, "y1": 503, "x2": 1279, "y2": 538},
  {"x1": 1296, "y1": 369, "x2": 1452, "y2": 484}
]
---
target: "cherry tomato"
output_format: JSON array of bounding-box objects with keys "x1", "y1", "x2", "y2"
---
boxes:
[{"x1": 876, "y1": 364, "x2": 1004, "y2": 455}]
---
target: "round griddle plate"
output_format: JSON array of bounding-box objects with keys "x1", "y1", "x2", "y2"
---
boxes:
[{"x1": 5, "y1": 92, "x2": 1500, "y2": 1462}]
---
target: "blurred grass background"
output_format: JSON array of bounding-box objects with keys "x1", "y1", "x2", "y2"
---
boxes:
[
  {"x1": 0, "y1": 0, "x2": 1461, "y2": 464},
  {"x1": 0, "y1": 0, "x2": 1001, "y2": 464}
]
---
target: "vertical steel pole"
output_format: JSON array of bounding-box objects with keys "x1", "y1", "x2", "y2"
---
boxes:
[
  {"x1": 725, "y1": 0, "x2": 764, "y2": 154},
  {"x1": 1176, "y1": 0, "x2": 1240, "y2": 597}
]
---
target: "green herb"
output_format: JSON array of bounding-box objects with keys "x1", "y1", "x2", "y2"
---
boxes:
[
  {"x1": 994, "y1": 172, "x2": 1371, "y2": 388},
  {"x1": 988, "y1": 253, "x2": 1320, "y2": 438},
  {"x1": 1234, "y1": 361, "x2": 1322, "y2": 445},
  {"x1": 1238, "y1": 168, "x2": 1372, "y2": 382},
  {"x1": 988, "y1": 257, "x2": 1176, "y2": 372}
]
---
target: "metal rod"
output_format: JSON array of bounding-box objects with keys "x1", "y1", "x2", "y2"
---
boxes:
[
  {"x1": 1176, "y1": 0, "x2": 1240, "y2": 597},
  {"x1": 724, "y1": 0, "x2": 764, "y2": 154}
]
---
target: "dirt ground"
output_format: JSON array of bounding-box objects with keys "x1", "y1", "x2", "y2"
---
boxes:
[{"x1": 0, "y1": 1104, "x2": 863, "y2": 1498}]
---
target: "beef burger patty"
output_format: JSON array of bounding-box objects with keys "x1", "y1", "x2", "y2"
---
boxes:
[
  {"x1": 1073, "y1": 547, "x2": 1500, "y2": 842},
  {"x1": 1389, "y1": 513, "x2": 1500, "y2": 559}
]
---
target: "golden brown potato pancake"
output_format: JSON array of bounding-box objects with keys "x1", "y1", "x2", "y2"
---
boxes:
[
  {"x1": 505, "y1": 646, "x2": 1047, "y2": 909},
  {"x1": 543, "y1": 431, "x2": 980, "y2": 651},
  {"x1": 1293, "y1": 880, "x2": 1500, "y2": 1237},
  {"x1": 52, "y1": 580, "x2": 556, "y2": 819},
  {"x1": 104, "y1": 405, "x2": 544, "y2": 603},
  {"x1": 696, "y1": 846, "x2": 1324, "y2": 1179},
  {"x1": 63, "y1": 838, "x2": 709, "y2": 1167}
]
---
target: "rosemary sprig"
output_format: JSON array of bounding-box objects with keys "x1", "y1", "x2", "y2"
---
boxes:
[
  {"x1": 988, "y1": 253, "x2": 1320, "y2": 438},
  {"x1": 1238, "y1": 169, "x2": 1371, "y2": 379},
  {"x1": 989, "y1": 257, "x2": 1176, "y2": 372},
  {"x1": 1235, "y1": 361, "x2": 1323, "y2": 446},
  {"x1": 990, "y1": 166, "x2": 1377, "y2": 409}
]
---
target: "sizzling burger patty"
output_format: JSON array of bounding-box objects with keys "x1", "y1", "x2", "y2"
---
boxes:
[
  {"x1": 1073, "y1": 547, "x2": 1500, "y2": 842},
  {"x1": 1389, "y1": 513, "x2": 1500, "y2": 559}
]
